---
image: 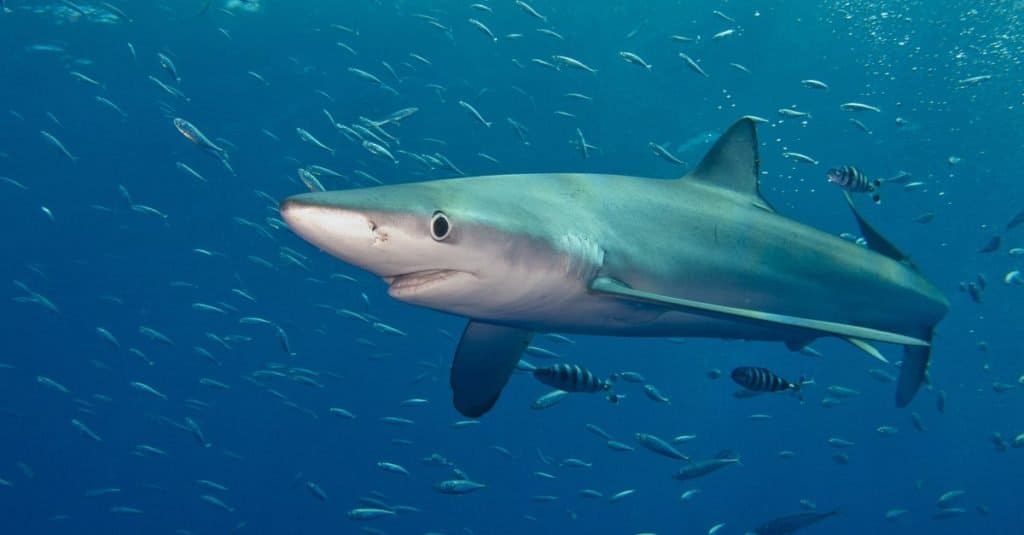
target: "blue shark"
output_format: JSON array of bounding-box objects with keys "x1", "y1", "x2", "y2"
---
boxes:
[{"x1": 280, "y1": 118, "x2": 948, "y2": 417}]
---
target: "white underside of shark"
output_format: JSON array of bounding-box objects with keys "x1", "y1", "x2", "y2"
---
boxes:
[{"x1": 281, "y1": 118, "x2": 949, "y2": 417}]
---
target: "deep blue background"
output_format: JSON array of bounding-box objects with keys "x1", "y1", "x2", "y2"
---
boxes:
[{"x1": 1, "y1": 1, "x2": 1022, "y2": 534}]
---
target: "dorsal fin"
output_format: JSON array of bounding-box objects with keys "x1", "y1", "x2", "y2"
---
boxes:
[
  {"x1": 843, "y1": 192, "x2": 918, "y2": 271},
  {"x1": 687, "y1": 118, "x2": 773, "y2": 211}
]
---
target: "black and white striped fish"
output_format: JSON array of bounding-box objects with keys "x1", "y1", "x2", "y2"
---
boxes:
[
  {"x1": 826, "y1": 166, "x2": 881, "y2": 204},
  {"x1": 533, "y1": 364, "x2": 619, "y2": 401},
  {"x1": 730, "y1": 367, "x2": 801, "y2": 393}
]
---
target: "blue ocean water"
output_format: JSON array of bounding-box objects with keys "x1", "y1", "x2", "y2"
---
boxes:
[{"x1": 1, "y1": 1, "x2": 1022, "y2": 533}]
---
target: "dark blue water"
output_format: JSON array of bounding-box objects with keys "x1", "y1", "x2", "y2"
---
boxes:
[{"x1": 1, "y1": 1, "x2": 1021, "y2": 534}]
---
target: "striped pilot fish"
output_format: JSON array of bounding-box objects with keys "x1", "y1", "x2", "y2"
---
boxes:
[
  {"x1": 730, "y1": 367, "x2": 805, "y2": 394},
  {"x1": 533, "y1": 364, "x2": 620, "y2": 402},
  {"x1": 826, "y1": 165, "x2": 881, "y2": 204}
]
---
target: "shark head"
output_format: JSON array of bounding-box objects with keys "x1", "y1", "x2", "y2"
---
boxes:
[{"x1": 280, "y1": 177, "x2": 604, "y2": 321}]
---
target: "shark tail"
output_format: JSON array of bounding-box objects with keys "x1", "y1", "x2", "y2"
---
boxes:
[{"x1": 895, "y1": 328, "x2": 934, "y2": 407}]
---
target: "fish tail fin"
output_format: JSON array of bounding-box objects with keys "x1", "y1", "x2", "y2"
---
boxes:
[
  {"x1": 604, "y1": 374, "x2": 621, "y2": 403},
  {"x1": 793, "y1": 376, "x2": 813, "y2": 402},
  {"x1": 896, "y1": 329, "x2": 934, "y2": 407}
]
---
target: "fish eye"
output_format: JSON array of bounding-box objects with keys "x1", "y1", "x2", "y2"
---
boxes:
[{"x1": 430, "y1": 211, "x2": 451, "y2": 241}]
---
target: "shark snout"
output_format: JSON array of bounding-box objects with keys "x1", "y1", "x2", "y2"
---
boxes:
[
  {"x1": 281, "y1": 192, "x2": 444, "y2": 282},
  {"x1": 281, "y1": 195, "x2": 372, "y2": 239},
  {"x1": 280, "y1": 195, "x2": 383, "y2": 268}
]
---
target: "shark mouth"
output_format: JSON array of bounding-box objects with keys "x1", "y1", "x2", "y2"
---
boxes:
[{"x1": 384, "y1": 270, "x2": 471, "y2": 297}]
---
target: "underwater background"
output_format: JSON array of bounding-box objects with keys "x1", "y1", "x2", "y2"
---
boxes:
[{"x1": 1, "y1": 1, "x2": 1022, "y2": 533}]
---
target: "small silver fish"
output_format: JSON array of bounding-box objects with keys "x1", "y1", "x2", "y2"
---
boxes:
[
  {"x1": 619, "y1": 51, "x2": 652, "y2": 70},
  {"x1": 840, "y1": 102, "x2": 881, "y2": 113},
  {"x1": 530, "y1": 390, "x2": 568, "y2": 410},
  {"x1": 434, "y1": 479, "x2": 486, "y2": 495},
  {"x1": 678, "y1": 52, "x2": 708, "y2": 78}
]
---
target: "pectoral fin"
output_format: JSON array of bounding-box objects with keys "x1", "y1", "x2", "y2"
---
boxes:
[
  {"x1": 589, "y1": 277, "x2": 929, "y2": 347},
  {"x1": 844, "y1": 337, "x2": 890, "y2": 364},
  {"x1": 450, "y1": 321, "x2": 532, "y2": 418}
]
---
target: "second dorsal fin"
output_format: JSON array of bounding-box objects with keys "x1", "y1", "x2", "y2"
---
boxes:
[{"x1": 686, "y1": 118, "x2": 773, "y2": 211}]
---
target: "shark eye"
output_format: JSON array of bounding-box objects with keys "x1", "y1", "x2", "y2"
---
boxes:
[{"x1": 430, "y1": 211, "x2": 451, "y2": 241}]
